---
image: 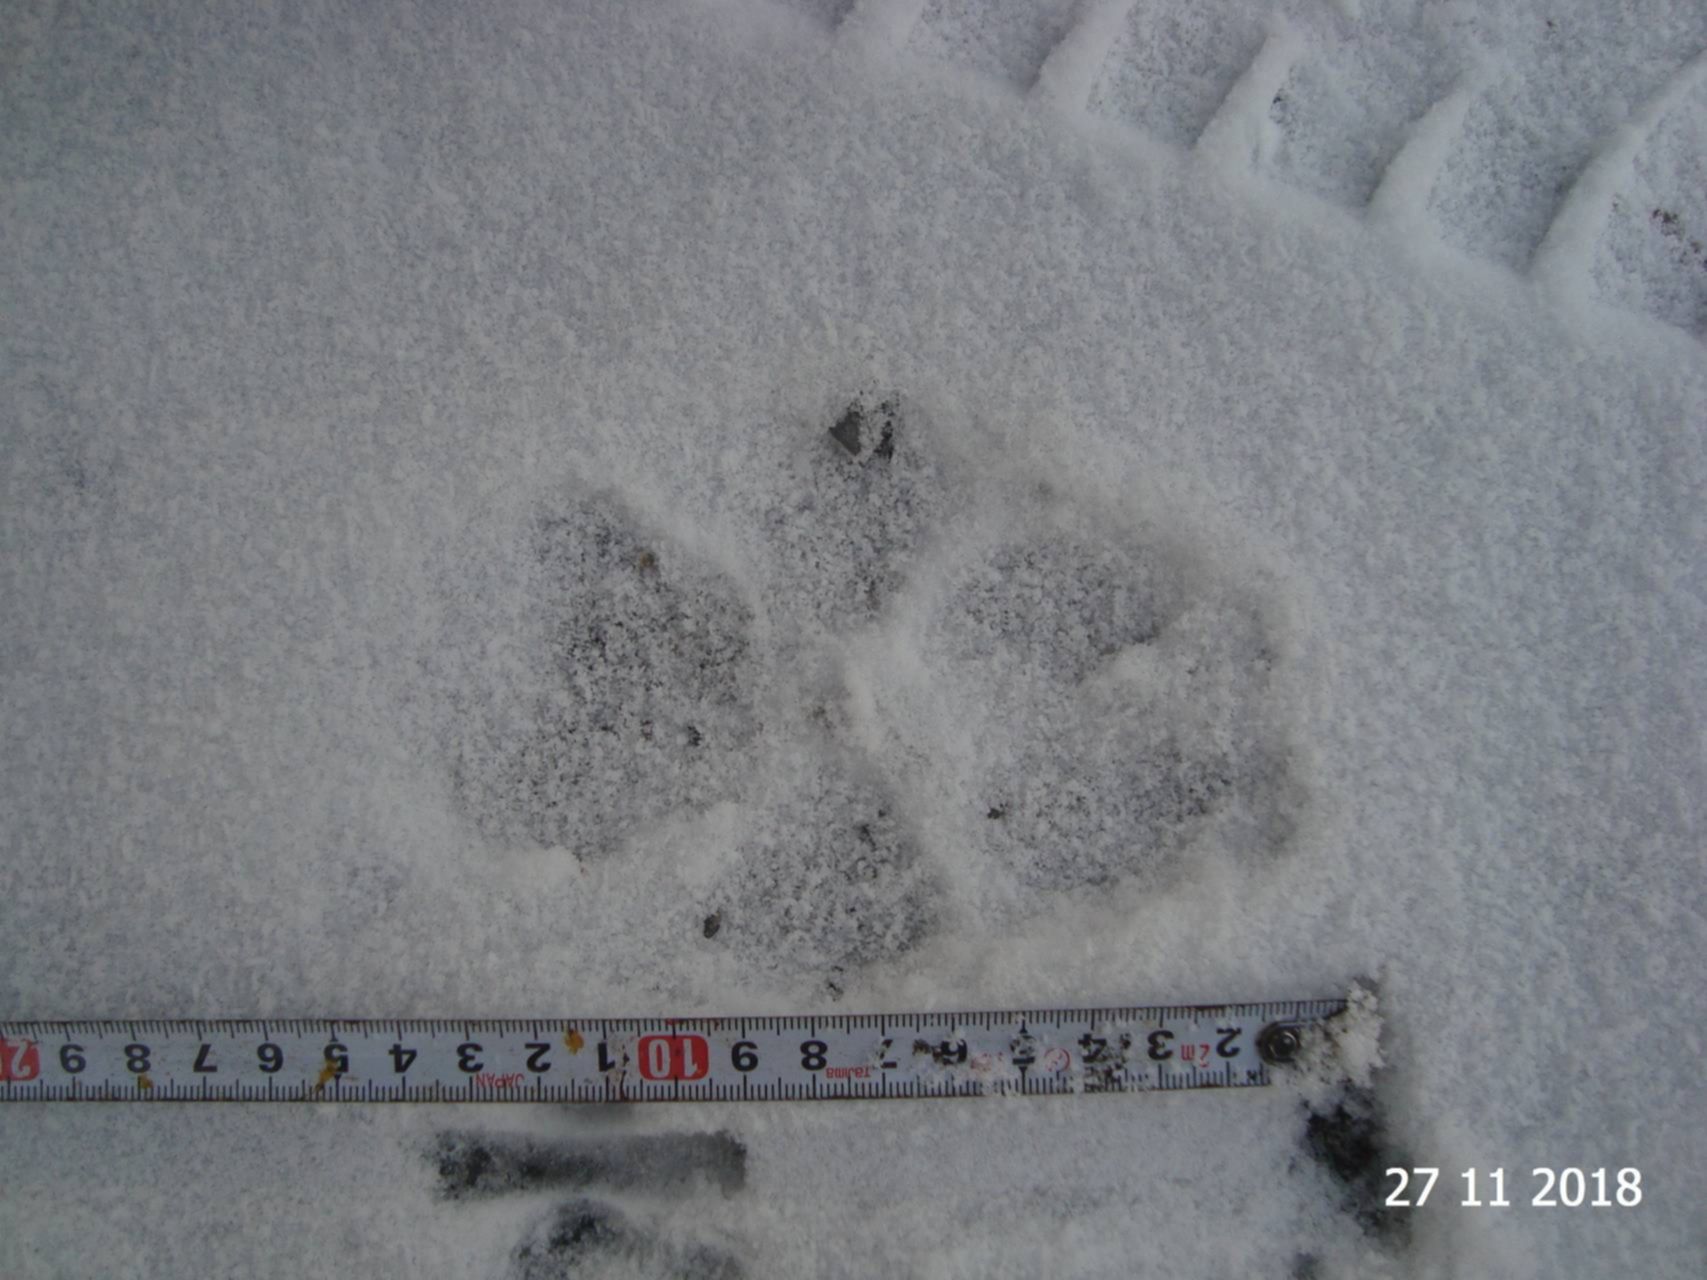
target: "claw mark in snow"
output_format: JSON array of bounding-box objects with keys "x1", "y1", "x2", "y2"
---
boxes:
[
  {"x1": 1195, "y1": 21, "x2": 1303, "y2": 172},
  {"x1": 1367, "y1": 67, "x2": 1490, "y2": 238},
  {"x1": 1530, "y1": 45, "x2": 1707, "y2": 295},
  {"x1": 1031, "y1": 0, "x2": 1138, "y2": 111},
  {"x1": 838, "y1": 0, "x2": 927, "y2": 56}
]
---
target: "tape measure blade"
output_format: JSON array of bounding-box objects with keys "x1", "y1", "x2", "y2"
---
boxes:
[{"x1": 0, "y1": 1000, "x2": 1347, "y2": 1102}]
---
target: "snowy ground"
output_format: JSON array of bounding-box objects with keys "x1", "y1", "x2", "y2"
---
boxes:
[{"x1": 3, "y1": 1, "x2": 1705, "y2": 1276}]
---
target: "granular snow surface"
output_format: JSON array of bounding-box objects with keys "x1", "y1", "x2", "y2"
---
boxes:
[{"x1": 3, "y1": 1, "x2": 1704, "y2": 1276}]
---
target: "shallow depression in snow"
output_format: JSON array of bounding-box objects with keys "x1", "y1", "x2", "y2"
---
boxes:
[{"x1": 3, "y1": 0, "x2": 1705, "y2": 1276}]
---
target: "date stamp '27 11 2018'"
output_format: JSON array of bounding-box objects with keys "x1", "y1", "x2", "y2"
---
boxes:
[{"x1": 1385, "y1": 1167, "x2": 1642, "y2": 1209}]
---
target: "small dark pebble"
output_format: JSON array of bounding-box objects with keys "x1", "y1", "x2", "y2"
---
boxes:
[{"x1": 702, "y1": 912, "x2": 722, "y2": 939}]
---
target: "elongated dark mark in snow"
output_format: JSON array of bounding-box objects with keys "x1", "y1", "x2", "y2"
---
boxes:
[
  {"x1": 433, "y1": 1131, "x2": 748, "y2": 1200},
  {"x1": 511, "y1": 1198, "x2": 747, "y2": 1279},
  {"x1": 1367, "y1": 67, "x2": 1488, "y2": 236},
  {"x1": 837, "y1": 0, "x2": 928, "y2": 56},
  {"x1": 1194, "y1": 22, "x2": 1304, "y2": 172},
  {"x1": 1031, "y1": 0, "x2": 1138, "y2": 111},
  {"x1": 1530, "y1": 45, "x2": 1707, "y2": 294}
]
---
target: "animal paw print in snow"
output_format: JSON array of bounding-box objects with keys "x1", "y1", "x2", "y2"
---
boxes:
[
  {"x1": 447, "y1": 390, "x2": 1293, "y2": 979},
  {"x1": 447, "y1": 392, "x2": 947, "y2": 984},
  {"x1": 448, "y1": 493, "x2": 762, "y2": 855},
  {"x1": 922, "y1": 527, "x2": 1292, "y2": 892}
]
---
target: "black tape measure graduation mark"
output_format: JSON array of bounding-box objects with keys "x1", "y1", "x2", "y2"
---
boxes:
[{"x1": 0, "y1": 998, "x2": 1345, "y2": 1103}]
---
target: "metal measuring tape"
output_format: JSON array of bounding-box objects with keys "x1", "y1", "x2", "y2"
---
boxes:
[{"x1": 0, "y1": 998, "x2": 1345, "y2": 1103}]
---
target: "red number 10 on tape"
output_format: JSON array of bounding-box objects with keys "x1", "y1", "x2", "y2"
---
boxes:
[
  {"x1": 0, "y1": 1038, "x2": 41, "y2": 1082},
  {"x1": 636, "y1": 1033, "x2": 709, "y2": 1081}
]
